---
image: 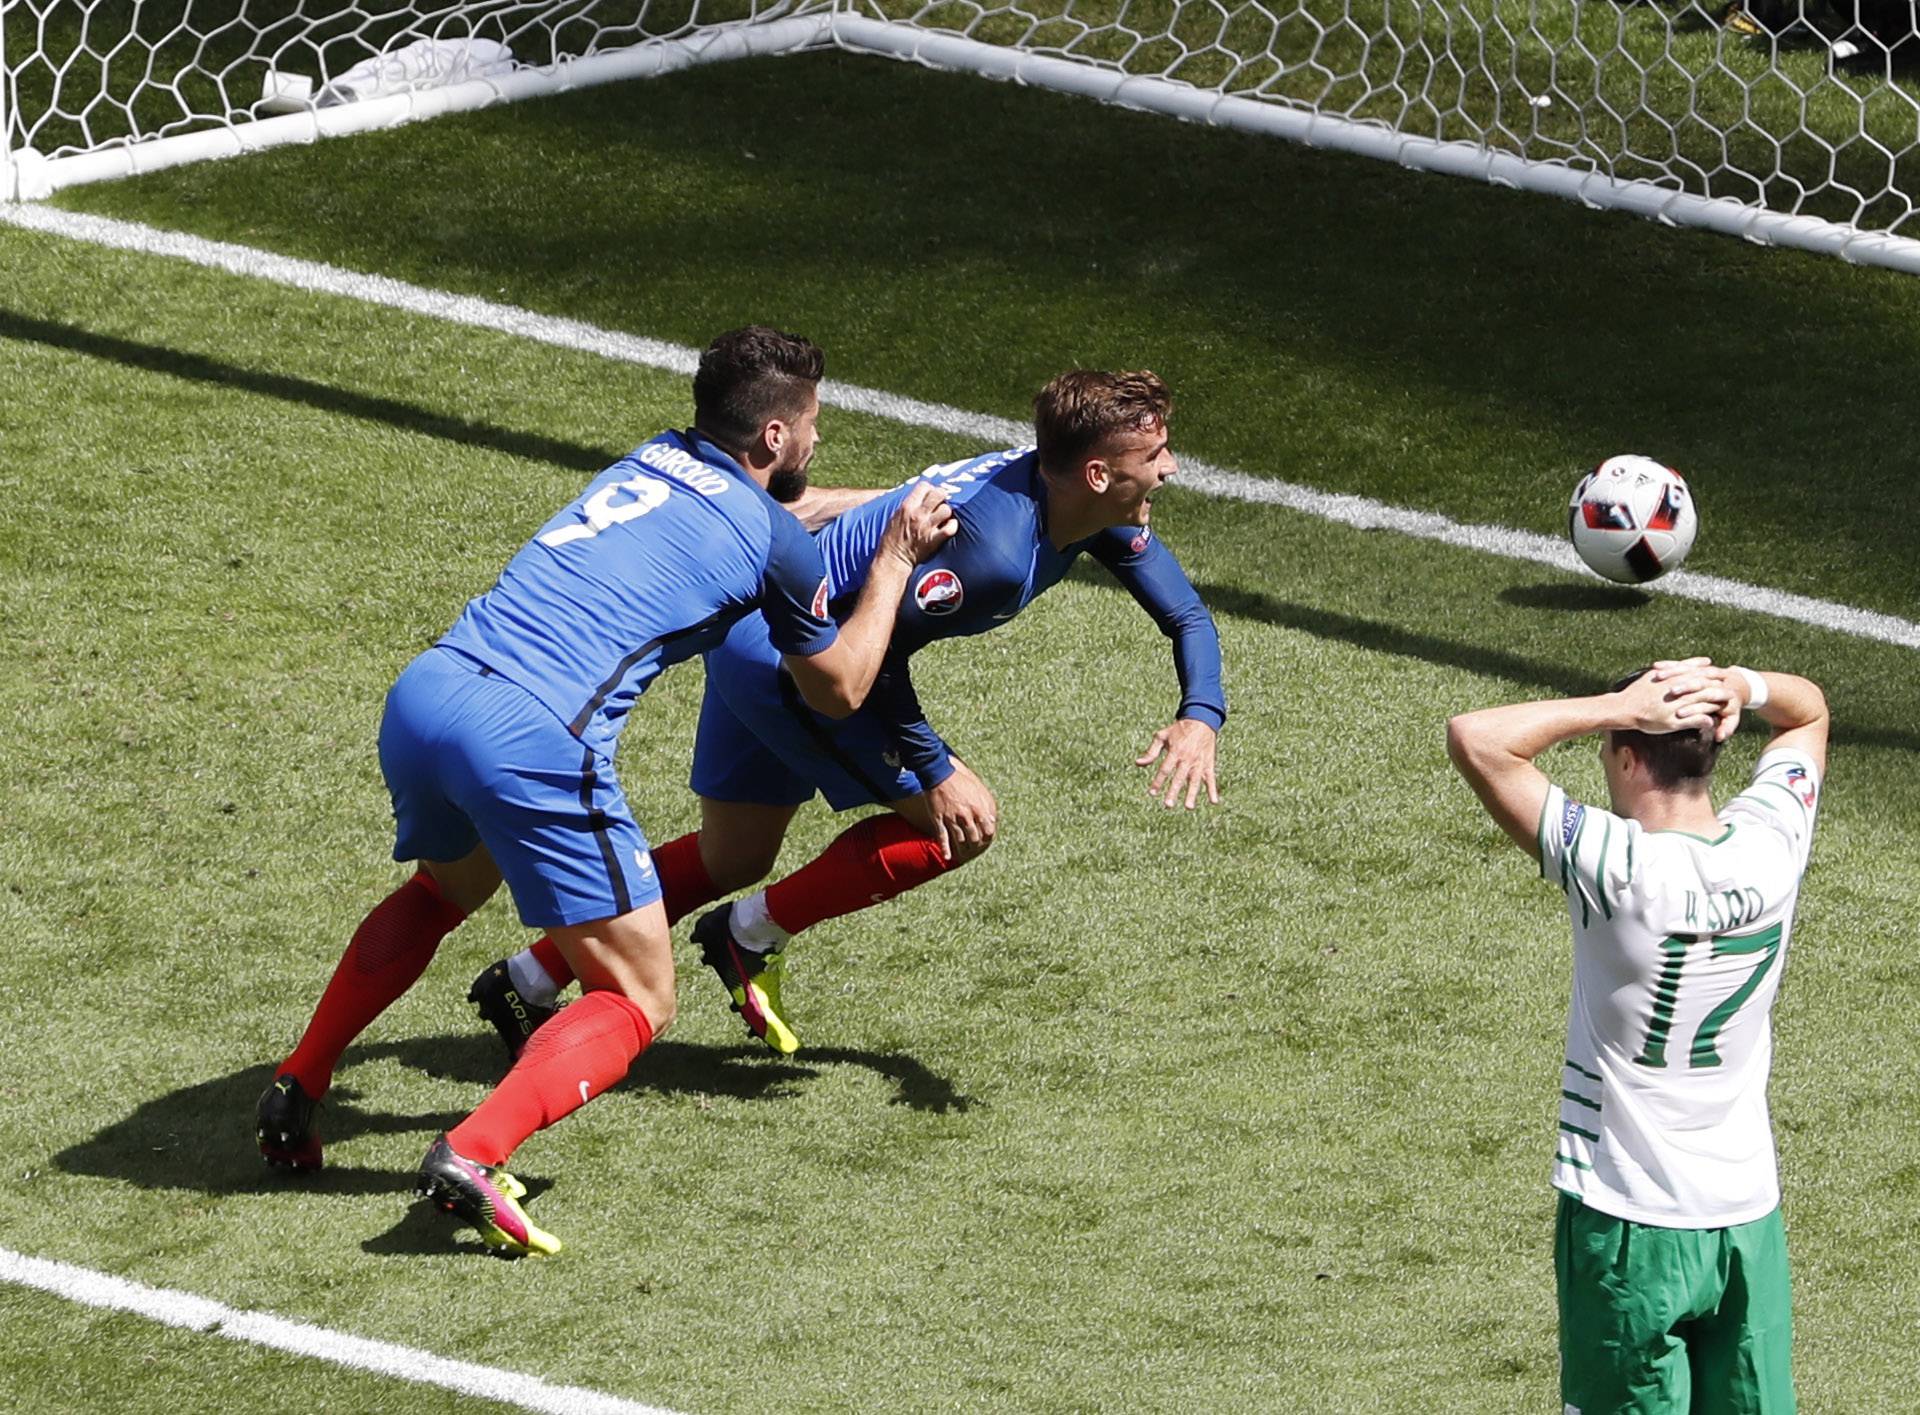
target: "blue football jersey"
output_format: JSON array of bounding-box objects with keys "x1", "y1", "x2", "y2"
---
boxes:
[
  {"x1": 440, "y1": 429, "x2": 836, "y2": 755},
  {"x1": 816, "y1": 447, "x2": 1226, "y2": 780}
]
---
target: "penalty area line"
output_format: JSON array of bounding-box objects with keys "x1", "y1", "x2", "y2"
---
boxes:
[
  {"x1": 0, "y1": 1246, "x2": 682, "y2": 1415},
  {"x1": 2, "y1": 201, "x2": 1915, "y2": 653}
]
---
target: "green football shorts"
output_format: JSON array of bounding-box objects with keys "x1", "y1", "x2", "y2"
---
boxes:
[{"x1": 1555, "y1": 1192, "x2": 1794, "y2": 1415}]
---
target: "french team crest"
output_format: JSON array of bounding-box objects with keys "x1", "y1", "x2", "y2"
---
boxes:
[{"x1": 914, "y1": 568, "x2": 965, "y2": 615}]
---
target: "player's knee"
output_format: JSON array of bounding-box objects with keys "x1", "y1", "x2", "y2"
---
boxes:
[
  {"x1": 708, "y1": 848, "x2": 778, "y2": 893},
  {"x1": 419, "y1": 849, "x2": 503, "y2": 914}
]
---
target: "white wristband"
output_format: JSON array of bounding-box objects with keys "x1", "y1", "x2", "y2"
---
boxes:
[{"x1": 1731, "y1": 665, "x2": 1769, "y2": 709}]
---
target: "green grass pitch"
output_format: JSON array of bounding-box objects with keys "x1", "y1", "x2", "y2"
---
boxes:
[{"x1": 2, "y1": 48, "x2": 1917, "y2": 1413}]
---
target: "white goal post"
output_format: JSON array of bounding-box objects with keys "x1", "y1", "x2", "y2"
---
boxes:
[{"x1": 5, "y1": 0, "x2": 1920, "y2": 274}]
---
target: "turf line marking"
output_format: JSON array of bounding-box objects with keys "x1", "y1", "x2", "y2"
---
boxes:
[
  {"x1": 0, "y1": 1246, "x2": 681, "y2": 1415},
  {"x1": 3, "y1": 201, "x2": 1915, "y2": 652}
]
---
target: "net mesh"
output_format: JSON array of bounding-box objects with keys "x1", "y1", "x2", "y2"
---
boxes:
[
  {"x1": 6, "y1": 0, "x2": 1920, "y2": 237},
  {"x1": 851, "y1": 0, "x2": 1920, "y2": 235},
  {"x1": 1, "y1": 0, "x2": 767, "y2": 159}
]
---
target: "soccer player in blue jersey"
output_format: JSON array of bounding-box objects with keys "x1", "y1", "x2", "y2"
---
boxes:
[
  {"x1": 474, "y1": 370, "x2": 1224, "y2": 1058},
  {"x1": 254, "y1": 327, "x2": 956, "y2": 1255}
]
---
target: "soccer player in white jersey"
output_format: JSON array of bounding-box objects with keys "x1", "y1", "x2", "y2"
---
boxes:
[{"x1": 1447, "y1": 657, "x2": 1829, "y2": 1415}]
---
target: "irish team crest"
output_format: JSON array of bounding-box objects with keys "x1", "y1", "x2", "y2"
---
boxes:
[{"x1": 914, "y1": 568, "x2": 965, "y2": 615}]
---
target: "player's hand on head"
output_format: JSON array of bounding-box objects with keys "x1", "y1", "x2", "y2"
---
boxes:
[
  {"x1": 1644, "y1": 657, "x2": 1737, "y2": 736},
  {"x1": 1135, "y1": 718, "x2": 1220, "y2": 810},
  {"x1": 882, "y1": 484, "x2": 958, "y2": 566},
  {"x1": 1618, "y1": 666, "x2": 1732, "y2": 736},
  {"x1": 1710, "y1": 689, "x2": 1743, "y2": 742},
  {"x1": 1647, "y1": 656, "x2": 1713, "y2": 680},
  {"x1": 1712, "y1": 667, "x2": 1755, "y2": 742}
]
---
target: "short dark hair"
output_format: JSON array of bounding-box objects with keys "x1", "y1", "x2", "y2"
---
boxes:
[
  {"x1": 1606, "y1": 667, "x2": 1724, "y2": 788},
  {"x1": 1033, "y1": 369, "x2": 1172, "y2": 475},
  {"x1": 692, "y1": 326, "x2": 824, "y2": 454}
]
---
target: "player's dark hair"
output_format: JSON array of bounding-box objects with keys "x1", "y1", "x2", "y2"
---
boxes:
[
  {"x1": 1606, "y1": 667, "x2": 1724, "y2": 788},
  {"x1": 692, "y1": 326, "x2": 824, "y2": 456},
  {"x1": 1033, "y1": 369, "x2": 1172, "y2": 476}
]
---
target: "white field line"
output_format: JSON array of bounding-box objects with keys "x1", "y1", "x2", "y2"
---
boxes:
[
  {"x1": 3, "y1": 201, "x2": 1916, "y2": 651},
  {"x1": 1, "y1": 1246, "x2": 681, "y2": 1415}
]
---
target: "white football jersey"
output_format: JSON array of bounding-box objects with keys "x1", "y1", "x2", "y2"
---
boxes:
[{"x1": 1537, "y1": 747, "x2": 1821, "y2": 1227}]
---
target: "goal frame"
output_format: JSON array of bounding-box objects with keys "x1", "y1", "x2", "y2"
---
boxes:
[{"x1": 5, "y1": 3, "x2": 1920, "y2": 278}]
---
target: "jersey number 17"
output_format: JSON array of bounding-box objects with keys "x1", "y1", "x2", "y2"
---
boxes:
[{"x1": 1634, "y1": 922, "x2": 1784, "y2": 1070}]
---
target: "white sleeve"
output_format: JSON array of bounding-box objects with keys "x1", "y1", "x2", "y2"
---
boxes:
[
  {"x1": 1722, "y1": 747, "x2": 1821, "y2": 871},
  {"x1": 1536, "y1": 784, "x2": 1637, "y2": 927}
]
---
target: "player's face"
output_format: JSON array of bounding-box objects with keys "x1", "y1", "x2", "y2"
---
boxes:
[
  {"x1": 766, "y1": 394, "x2": 822, "y2": 504},
  {"x1": 1094, "y1": 419, "x2": 1177, "y2": 527}
]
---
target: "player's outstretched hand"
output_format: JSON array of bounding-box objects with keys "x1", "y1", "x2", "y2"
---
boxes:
[
  {"x1": 1135, "y1": 718, "x2": 1220, "y2": 810},
  {"x1": 925, "y1": 757, "x2": 997, "y2": 864},
  {"x1": 880, "y1": 483, "x2": 958, "y2": 566}
]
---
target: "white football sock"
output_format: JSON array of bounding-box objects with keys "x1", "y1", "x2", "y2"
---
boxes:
[
  {"x1": 730, "y1": 891, "x2": 792, "y2": 951},
  {"x1": 506, "y1": 949, "x2": 560, "y2": 1008}
]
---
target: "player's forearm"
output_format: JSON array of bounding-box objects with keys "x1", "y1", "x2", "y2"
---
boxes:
[
  {"x1": 1447, "y1": 696, "x2": 1619, "y2": 772},
  {"x1": 1167, "y1": 620, "x2": 1226, "y2": 730},
  {"x1": 788, "y1": 486, "x2": 889, "y2": 532},
  {"x1": 814, "y1": 552, "x2": 915, "y2": 712},
  {"x1": 1107, "y1": 541, "x2": 1227, "y2": 725},
  {"x1": 1746, "y1": 671, "x2": 1827, "y2": 734}
]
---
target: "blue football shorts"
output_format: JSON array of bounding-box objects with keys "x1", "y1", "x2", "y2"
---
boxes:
[
  {"x1": 378, "y1": 645, "x2": 661, "y2": 928},
  {"x1": 690, "y1": 614, "x2": 930, "y2": 811}
]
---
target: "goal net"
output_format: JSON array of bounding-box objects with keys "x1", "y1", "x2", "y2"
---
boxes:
[{"x1": 6, "y1": 0, "x2": 1920, "y2": 272}]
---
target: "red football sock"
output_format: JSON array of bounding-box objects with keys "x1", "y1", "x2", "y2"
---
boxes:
[
  {"x1": 520, "y1": 833, "x2": 719, "y2": 994},
  {"x1": 652, "y1": 831, "x2": 720, "y2": 925},
  {"x1": 765, "y1": 815, "x2": 951, "y2": 936},
  {"x1": 281, "y1": 870, "x2": 466, "y2": 1099},
  {"x1": 447, "y1": 990, "x2": 654, "y2": 1167}
]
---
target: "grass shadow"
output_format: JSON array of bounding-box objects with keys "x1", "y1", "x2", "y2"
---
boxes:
[
  {"x1": 0, "y1": 306, "x2": 616, "y2": 475},
  {"x1": 1499, "y1": 581, "x2": 1654, "y2": 612},
  {"x1": 53, "y1": 1032, "x2": 971, "y2": 1198},
  {"x1": 1187, "y1": 576, "x2": 1609, "y2": 698},
  {"x1": 1088, "y1": 567, "x2": 1920, "y2": 754}
]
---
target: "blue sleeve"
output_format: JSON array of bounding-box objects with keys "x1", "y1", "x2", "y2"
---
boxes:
[
  {"x1": 759, "y1": 506, "x2": 839, "y2": 658},
  {"x1": 1087, "y1": 527, "x2": 1226, "y2": 731},
  {"x1": 868, "y1": 651, "x2": 956, "y2": 790}
]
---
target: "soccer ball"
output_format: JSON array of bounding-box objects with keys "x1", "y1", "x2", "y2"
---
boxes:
[{"x1": 1567, "y1": 455, "x2": 1697, "y2": 584}]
